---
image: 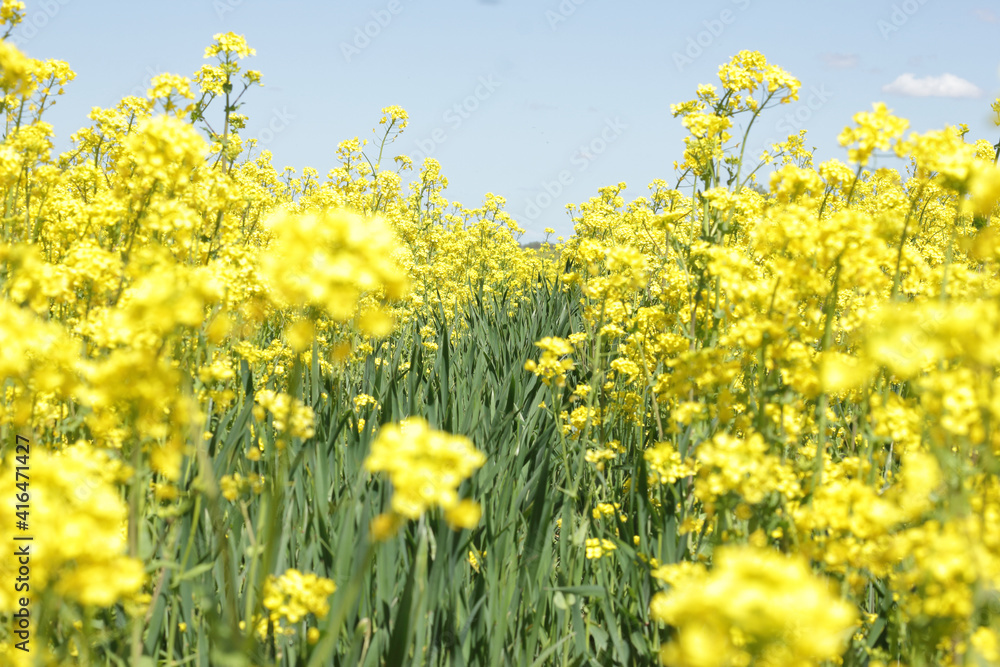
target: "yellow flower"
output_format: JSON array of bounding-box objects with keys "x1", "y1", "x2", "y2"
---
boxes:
[
  {"x1": 370, "y1": 512, "x2": 406, "y2": 541},
  {"x1": 838, "y1": 102, "x2": 909, "y2": 166},
  {"x1": 204, "y1": 32, "x2": 256, "y2": 59},
  {"x1": 591, "y1": 502, "x2": 620, "y2": 519},
  {"x1": 379, "y1": 105, "x2": 409, "y2": 130},
  {"x1": 0, "y1": 39, "x2": 32, "y2": 95},
  {"x1": 584, "y1": 538, "x2": 616, "y2": 560},
  {"x1": 364, "y1": 418, "x2": 485, "y2": 521},
  {"x1": 717, "y1": 50, "x2": 800, "y2": 103},
  {"x1": 693, "y1": 432, "x2": 801, "y2": 505},
  {"x1": 468, "y1": 549, "x2": 486, "y2": 573},
  {"x1": 0, "y1": 0, "x2": 25, "y2": 24},
  {"x1": 524, "y1": 336, "x2": 575, "y2": 387},
  {"x1": 119, "y1": 115, "x2": 208, "y2": 186},
  {"x1": 284, "y1": 319, "x2": 316, "y2": 352},
  {"x1": 253, "y1": 389, "x2": 315, "y2": 440},
  {"x1": 147, "y1": 73, "x2": 195, "y2": 116},
  {"x1": 0, "y1": 445, "x2": 145, "y2": 610},
  {"x1": 262, "y1": 569, "x2": 336, "y2": 632},
  {"x1": 444, "y1": 499, "x2": 483, "y2": 530},
  {"x1": 972, "y1": 627, "x2": 1000, "y2": 662},
  {"x1": 353, "y1": 394, "x2": 378, "y2": 410},
  {"x1": 259, "y1": 209, "x2": 409, "y2": 322},
  {"x1": 651, "y1": 546, "x2": 856, "y2": 667}
]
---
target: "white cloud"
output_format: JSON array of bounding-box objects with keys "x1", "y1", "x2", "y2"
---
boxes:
[
  {"x1": 881, "y1": 73, "x2": 982, "y2": 98},
  {"x1": 820, "y1": 53, "x2": 859, "y2": 69}
]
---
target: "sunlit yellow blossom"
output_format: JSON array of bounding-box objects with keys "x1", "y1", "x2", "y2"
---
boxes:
[
  {"x1": 524, "y1": 336, "x2": 575, "y2": 388},
  {"x1": 253, "y1": 389, "x2": 316, "y2": 440},
  {"x1": 261, "y1": 568, "x2": 336, "y2": 634},
  {"x1": 364, "y1": 418, "x2": 485, "y2": 523},
  {"x1": 259, "y1": 209, "x2": 409, "y2": 322},
  {"x1": 838, "y1": 102, "x2": 909, "y2": 166},
  {"x1": 651, "y1": 546, "x2": 856, "y2": 667},
  {"x1": 204, "y1": 32, "x2": 256, "y2": 59},
  {"x1": 0, "y1": 445, "x2": 145, "y2": 609},
  {"x1": 584, "y1": 538, "x2": 616, "y2": 559}
]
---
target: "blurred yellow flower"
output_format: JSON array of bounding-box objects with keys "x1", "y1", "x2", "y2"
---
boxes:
[
  {"x1": 651, "y1": 546, "x2": 856, "y2": 666},
  {"x1": 364, "y1": 418, "x2": 485, "y2": 526}
]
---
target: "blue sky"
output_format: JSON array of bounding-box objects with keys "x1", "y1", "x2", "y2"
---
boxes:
[{"x1": 10, "y1": 0, "x2": 1000, "y2": 242}]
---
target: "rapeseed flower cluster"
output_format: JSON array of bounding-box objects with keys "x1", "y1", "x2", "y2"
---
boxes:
[
  {"x1": 650, "y1": 547, "x2": 856, "y2": 666},
  {"x1": 0, "y1": 20, "x2": 547, "y2": 659},
  {"x1": 529, "y1": 49, "x2": 1000, "y2": 666},
  {"x1": 0, "y1": 445, "x2": 144, "y2": 610},
  {"x1": 253, "y1": 389, "x2": 316, "y2": 441},
  {"x1": 523, "y1": 336, "x2": 575, "y2": 387},
  {"x1": 364, "y1": 417, "x2": 486, "y2": 531},
  {"x1": 261, "y1": 568, "x2": 336, "y2": 629}
]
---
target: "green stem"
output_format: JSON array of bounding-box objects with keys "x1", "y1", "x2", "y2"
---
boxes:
[
  {"x1": 812, "y1": 256, "x2": 843, "y2": 496},
  {"x1": 891, "y1": 181, "x2": 928, "y2": 300}
]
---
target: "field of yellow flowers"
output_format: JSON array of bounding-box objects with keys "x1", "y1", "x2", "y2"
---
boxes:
[{"x1": 3, "y1": 5, "x2": 1000, "y2": 666}]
